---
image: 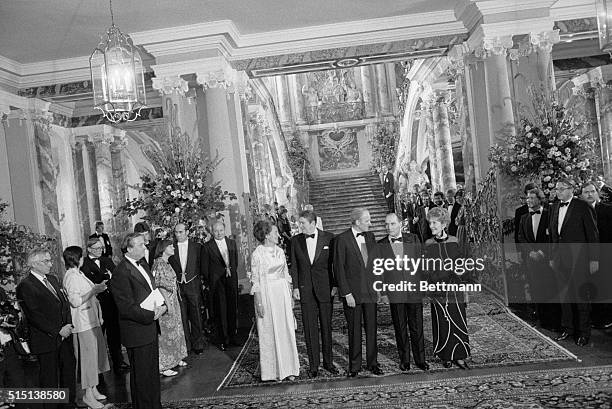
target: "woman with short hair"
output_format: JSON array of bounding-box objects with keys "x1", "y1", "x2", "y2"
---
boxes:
[
  {"x1": 62, "y1": 246, "x2": 110, "y2": 408},
  {"x1": 424, "y1": 207, "x2": 471, "y2": 370},
  {"x1": 249, "y1": 220, "x2": 299, "y2": 381}
]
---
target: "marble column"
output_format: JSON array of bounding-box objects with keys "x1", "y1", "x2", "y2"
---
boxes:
[
  {"x1": 422, "y1": 97, "x2": 440, "y2": 191},
  {"x1": 111, "y1": 133, "x2": 130, "y2": 235},
  {"x1": 432, "y1": 92, "x2": 457, "y2": 192},
  {"x1": 91, "y1": 131, "x2": 116, "y2": 247},
  {"x1": 32, "y1": 113, "x2": 63, "y2": 251},
  {"x1": 71, "y1": 138, "x2": 90, "y2": 243},
  {"x1": 83, "y1": 141, "x2": 101, "y2": 232},
  {"x1": 483, "y1": 53, "x2": 515, "y2": 145},
  {"x1": 360, "y1": 66, "x2": 375, "y2": 117},
  {"x1": 289, "y1": 74, "x2": 306, "y2": 125},
  {"x1": 275, "y1": 75, "x2": 292, "y2": 125},
  {"x1": 376, "y1": 64, "x2": 391, "y2": 115},
  {"x1": 593, "y1": 85, "x2": 612, "y2": 179},
  {"x1": 152, "y1": 76, "x2": 200, "y2": 140}
]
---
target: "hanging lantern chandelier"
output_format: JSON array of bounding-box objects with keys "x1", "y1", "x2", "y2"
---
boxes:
[
  {"x1": 89, "y1": 0, "x2": 146, "y2": 123},
  {"x1": 597, "y1": 0, "x2": 612, "y2": 56}
]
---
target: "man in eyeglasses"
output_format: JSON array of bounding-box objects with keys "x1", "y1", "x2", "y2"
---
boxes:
[
  {"x1": 81, "y1": 237, "x2": 130, "y2": 374},
  {"x1": 16, "y1": 248, "x2": 77, "y2": 408}
]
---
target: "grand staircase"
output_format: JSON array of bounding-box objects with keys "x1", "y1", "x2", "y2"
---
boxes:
[{"x1": 308, "y1": 173, "x2": 389, "y2": 238}]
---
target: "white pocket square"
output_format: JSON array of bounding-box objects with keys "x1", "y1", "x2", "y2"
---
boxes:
[{"x1": 323, "y1": 246, "x2": 329, "y2": 250}]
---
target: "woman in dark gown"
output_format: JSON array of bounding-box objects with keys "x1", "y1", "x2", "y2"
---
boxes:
[{"x1": 424, "y1": 207, "x2": 471, "y2": 369}]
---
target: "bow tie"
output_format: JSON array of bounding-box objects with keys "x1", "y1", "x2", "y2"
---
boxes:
[
  {"x1": 559, "y1": 202, "x2": 570, "y2": 207},
  {"x1": 356, "y1": 232, "x2": 366, "y2": 238},
  {"x1": 304, "y1": 234, "x2": 315, "y2": 239},
  {"x1": 390, "y1": 237, "x2": 403, "y2": 243},
  {"x1": 529, "y1": 210, "x2": 541, "y2": 215},
  {"x1": 90, "y1": 257, "x2": 99, "y2": 262},
  {"x1": 137, "y1": 258, "x2": 148, "y2": 267}
]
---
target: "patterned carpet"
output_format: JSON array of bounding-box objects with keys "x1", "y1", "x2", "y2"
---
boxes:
[
  {"x1": 118, "y1": 365, "x2": 612, "y2": 408},
  {"x1": 219, "y1": 292, "x2": 575, "y2": 389}
]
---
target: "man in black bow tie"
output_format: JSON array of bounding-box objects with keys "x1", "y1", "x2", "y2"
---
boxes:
[
  {"x1": 290, "y1": 210, "x2": 338, "y2": 378},
  {"x1": 549, "y1": 178, "x2": 599, "y2": 347},
  {"x1": 376, "y1": 213, "x2": 429, "y2": 372},
  {"x1": 334, "y1": 208, "x2": 382, "y2": 377},
  {"x1": 81, "y1": 237, "x2": 129, "y2": 374},
  {"x1": 517, "y1": 188, "x2": 559, "y2": 331},
  {"x1": 89, "y1": 221, "x2": 113, "y2": 258}
]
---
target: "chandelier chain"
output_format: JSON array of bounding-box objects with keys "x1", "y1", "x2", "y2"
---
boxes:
[{"x1": 109, "y1": 0, "x2": 115, "y2": 26}]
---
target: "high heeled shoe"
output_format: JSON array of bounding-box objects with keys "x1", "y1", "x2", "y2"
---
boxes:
[
  {"x1": 161, "y1": 369, "x2": 178, "y2": 377},
  {"x1": 454, "y1": 360, "x2": 470, "y2": 370},
  {"x1": 82, "y1": 391, "x2": 104, "y2": 409},
  {"x1": 91, "y1": 386, "x2": 106, "y2": 400}
]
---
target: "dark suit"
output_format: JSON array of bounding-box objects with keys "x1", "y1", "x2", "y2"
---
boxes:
[
  {"x1": 517, "y1": 208, "x2": 559, "y2": 329},
  {"x1": 110, "y1": 257, "x2": 161, "y2": 409},
  {"x1": 383, "y1": 172, "x2": 395, "y2": 213},
  {"x1": 334, "y1": 228, "x2": 378, "y2": 372},
  {"x1": 514, "y1": 204, "x2": 529, "y2": 244},
  {"x1": 16, "y1": 273, "x2": 76, "y2": 408},
  {"x1": 81, "y1": 255, "x2": 124, "y2": 368},
  {"x1": 592, "y1": 202, "x2": 612, "y2": 325},
  {"x1": 290, "y1": 229, "x2": 335, "y2": 371},
  {"x1": 549, "y1": 198, "x2": 599, "y2": 338},
  {"x1": 376, "y1": 233, "x2": 426, "y2": 368},
  {"x1": 412, "y1": 205, "x2": 432, "y2": 243},
  {"x1": 400, "y1": 202, "x2": 416, "y2": 229},
  {"x1": 202, "y1": 238, "x2": 238, "y2": 345},
  {"x1": 169, "y1": 240, "x2": 205, "y2": 351},
  {"x1": 89, "y1": 232, "x2": 113, "y2": 258},
  {"x1": 447, "y1": 203, "x2": 462, "y2": 236}
]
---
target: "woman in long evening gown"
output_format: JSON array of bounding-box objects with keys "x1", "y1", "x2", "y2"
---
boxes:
[
  {"x1": 424, "y1": 207, "x2": 471, "y2": 370},
  {"x1": 249, "y1": 220, "x2": 300, "y2": 382},
  {"x1": 153, "y1": 239, "x2": 188, "y2": 377}
]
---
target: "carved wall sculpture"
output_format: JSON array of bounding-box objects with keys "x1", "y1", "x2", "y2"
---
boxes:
[
  {"x1": 316, "y1": 127, "x2": 361, "y2": 171},
  {"x1": 303, "y1": 69, "x2": 364, "y2": 124}
]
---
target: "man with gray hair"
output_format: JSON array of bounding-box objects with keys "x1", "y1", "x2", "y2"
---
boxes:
[
  {"x1": 201, "y1": 221, "x2": 239, "y2": 351},
  {"x1": 17, "y1": 247, "x2": 77, "y2": 407},
  {"x1": 333, "y1": 208, "x2": 382, "y2": 377}
]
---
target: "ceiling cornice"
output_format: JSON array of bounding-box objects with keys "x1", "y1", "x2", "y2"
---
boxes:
[{"x1": 550, "y1": 0, "x2": 596, "y2": 21}]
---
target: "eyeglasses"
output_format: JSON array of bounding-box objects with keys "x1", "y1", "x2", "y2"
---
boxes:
[{"x1": 89, "y1": 246, "x2": 104, "y2": 250}]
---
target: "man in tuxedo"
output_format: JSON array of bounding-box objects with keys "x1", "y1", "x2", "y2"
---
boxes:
[
  {"x1": 81, "y1": 237, "x2": 129, "y2": 374},
  {"x1": 16, "y1": 248, "x2": 76, "y2": 409},
  {"x1": 514, "y1": 183, "x2": 537, "y2": 244},
  {"x1": 89, "y1": 221, "x2": 113, "y2": 258},
  {"x1": 399, "y1": 194, "x2": 415, "y2": 228},
  {"x1": 446, "y1": 189, "x2": 462, "y2": 236},
  {"x1": 412, "y1": 191, "x2": 432, "y2": 243},
  {"x1": 432, "y1": 191, "x2": 447, "y2": 208},
  {"x1": 333, "y1": 208, "x2": 383, "y2": 377},
  {"x1": 290, "y1": 209, "x2": 338, "y2": 378},
  {"x1": 304, "y1": 204, "x2": 324, "y2": 230},
  {"x1": 382, "y1": 165, "x2": 395, "y2": 213},
  {"x1": 202, "y1": 221, "x2": 239, "y2": 351},
  {"x1": 169, "y1": 223, "x2": 206, "y2": 353},
  {"x1": 377, "y1": 213, "x2": 429, "y2": 372},
  {"x1": 549, "y1": 178, "x2": 599, "y2": 346},
  {"x1": 134, "y1": 222, "x2": 153, "y2": 267},
  {"x1": 110, "y1": 233, "x2": 165, "y2": 409},
  {"x1": 581, "y1": 182, "x2": 612, "y2": 329},
  {"x1": 517, "y1": 188, "x2": 559, "y2": 330}
]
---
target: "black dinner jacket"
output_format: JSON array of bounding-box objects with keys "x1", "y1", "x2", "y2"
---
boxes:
[
  {"x1": 89, "y1": 232, "x2": 113, "y2": 257},
  {"x1": 514, "y1": 204, "x2": 529, "y2": 243},
  {"x1": 202, "y1": 237, "x2": 238, "y2": 289},
  {"x1": 16, "y1": 273, "x2": 72, "y2": 354},
  {"x1": 109, "y1": 258, "x2": 157, "y2": 348},
  {"x1": 549, "y1": 197, "x2": 599, "y2": 268},
  {"x1": 376, "y1": 233, "x2": 423, "y2": 303},
  {"x1": 383, "y1": 172, "x2": 395, "y2": 196},
  {"x1": 290, "y1": 229, "x2": 335, "y2": 303},
  {"x1": 81, "y1": 255, "x2": 116, "y2": 303},
  {"x1": 333, "y1": 228, "x2": 377, "y2": 304},
  {"x1": 169, "y1": 240, "x2": 204, "y2": 283},
  {"x1": 400, "y1": 202, "x2": 415, "y2": 224},
  {"x1": 413, "y1": 205, "x2": 432, "y2": 242},
  {"x1": 517, "y1": 208, "x2": 551, "y2": 260},
  {"x1": 594, "y1": 202, "x2": 612, "y2": 266}
]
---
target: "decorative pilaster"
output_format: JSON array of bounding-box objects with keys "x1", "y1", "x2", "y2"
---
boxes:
[
  {"x1": 421, "y1": 91, "x2": 441, "y2": 191},
  {"x1": 275, "y1": 76, "x2": 292, "y2": 125},
  {"x1": 110, "y1": 132, "x2": 130, "y2": 235},
  {"x1": 360, "y1": 66, "x2": 375, "y2": 117},
  {"x1": 375, "y1": 64, "x2": 390, "y2": 115},
  {"x1": 71, "y1": 137, "x2": 90, "y2": 243},
  {"x1": 90, "y1": 130, "x2": 116, "y2": 238},
  {"x1": 432, "y1": 91, "x2": 457, "y2": 192},
  {"x1": 289, "y1": 74, "x2": 306, "y2": 125}
]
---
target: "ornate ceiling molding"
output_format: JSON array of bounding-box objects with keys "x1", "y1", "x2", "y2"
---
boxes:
[{"x1": 151, "y1": 76, "x2": 190, "y2": 96}]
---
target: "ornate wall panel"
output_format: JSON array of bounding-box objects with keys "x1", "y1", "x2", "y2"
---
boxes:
[{"x1": 316, "y1": 127, "x2": 361, "y2": 171}]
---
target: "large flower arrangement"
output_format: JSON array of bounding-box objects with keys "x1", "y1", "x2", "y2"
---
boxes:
[
  {"x1": 0, "y1": 200, "x2": 57, "y2": 297},
  {"x1": 489, "y1": 89, "x2": 598, "y2": 195},
  {"x1": 117, "y1": 127, "x2": 236, "y2": 228},
  {"x1": 370, "y1": 121, "x2": 399, "y2": 173}
]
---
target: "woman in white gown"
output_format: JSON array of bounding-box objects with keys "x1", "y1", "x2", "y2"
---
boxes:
[{"x1": 249, "y1": 220, "x2": 300, "y2": 381}]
